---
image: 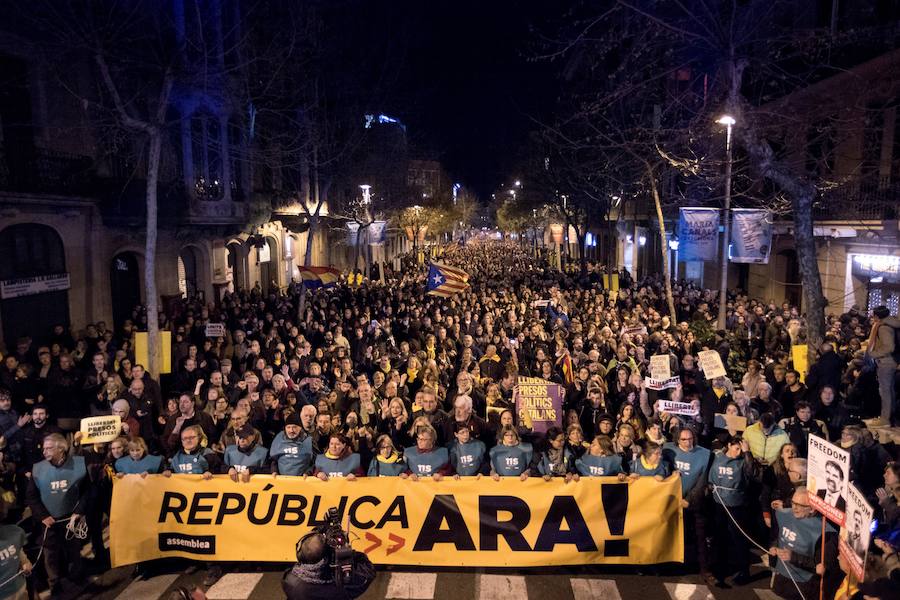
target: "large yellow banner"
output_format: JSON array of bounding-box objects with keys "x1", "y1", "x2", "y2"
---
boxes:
[{"x1": 110, "y1": 474, "x2": 683, "y2": 567}]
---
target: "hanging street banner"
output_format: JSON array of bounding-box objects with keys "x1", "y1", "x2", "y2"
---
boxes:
[
  {"x1": 678, "y1": 208, "x2": 719, "y2": 262},
  {"x1": 838, "y1": 483, "x2": 874, "y2": 582},
  {"x1": 369, "y1": 221, "x2": 387, "y2": 246},
  {"x1": 514, "y1": 376, "x2": 563, "y2": 434},
  {"x1": 347, "y1": 222, "x2": 361, "y2": 246},
  {"x1": 807, "y1": 435, "x2": 850, "y2": 526},
  {"x1": 730, "y1": 209, "x2": 772, "y2": 264},
  {"x1": 0, "y1": 273, "x2": 70, "y2": 299},
  {"x1": 549, "y1": 224, "x2": 565, "y2": 244},
  {"x1": 110, "y1": 474, "x2": 684, "y2": 567}
]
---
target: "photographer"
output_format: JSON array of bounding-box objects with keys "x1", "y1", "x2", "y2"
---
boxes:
[{"x1": 282, "y1": 512, "x2": 376, "y2": 600}]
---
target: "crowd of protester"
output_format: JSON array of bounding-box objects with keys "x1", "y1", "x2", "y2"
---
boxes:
[{"x1": 0, "y1": 241, "x2": 898, "y2": 599}]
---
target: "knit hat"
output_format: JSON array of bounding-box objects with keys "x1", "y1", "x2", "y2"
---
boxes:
[{"x1": 285, "y1": 412, "x2": 301, "y2": 427}]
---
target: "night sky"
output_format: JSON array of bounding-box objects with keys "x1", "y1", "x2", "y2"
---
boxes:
[{"x1": 376, "y1": 1, "x2": 560, "y2": 197}]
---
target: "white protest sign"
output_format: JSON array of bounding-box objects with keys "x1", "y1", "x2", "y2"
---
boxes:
[
  {"x1": 838, "y1": 483, "x2": 873, "y2": 581},
  {"x1": 80, "y1": 415, "x2": 122, "y2": 444},
  {"x1": 649, "y1": 355, "x2": 671, "y2": 380},
  {"x1": 644, "y1": 376, "x2": 681, "y2": 391},
  {"x1": 658, "y1": 400, "x2": 698, "y2": 416},
  {"x1": 205, "y1": 323, "x2": 226, "y2": 338},
  {"x1": 697, "y1": 350, "x2": 727, "y2": 379},
  {"x1": 807, "y1": 434, "x2": 850, "y2": 526}
]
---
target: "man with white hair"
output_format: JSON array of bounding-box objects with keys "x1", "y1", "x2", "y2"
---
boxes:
[
  {"x1": 441, "y1": 394, "x2": 487, "y2": 443},
  {"x1": 26, "y1": 433, "x2": 89, "y2": 595},
  {"x1": 299, "y1": 405, "x2": 317, "y2": 434}
]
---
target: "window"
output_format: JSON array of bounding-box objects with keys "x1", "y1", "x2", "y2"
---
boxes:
[{"x1": 191, "y1": 111, "x2": 223, "y2": 200}]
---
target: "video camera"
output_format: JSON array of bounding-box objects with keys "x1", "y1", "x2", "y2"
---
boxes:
[{"x1": 297, "y1": 507, "x2": 355, "y2": 589}]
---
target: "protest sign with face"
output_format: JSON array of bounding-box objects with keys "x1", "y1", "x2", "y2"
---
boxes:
[
  {"x1": 807, "y1": 434, "x2": 850, "y2": 526},
  {"x1": 838, "y1": 483, "x2": 873, "y2": 581}
]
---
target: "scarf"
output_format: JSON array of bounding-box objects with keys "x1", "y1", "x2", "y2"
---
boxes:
[{"x1": 376, "y1": 452, "x2": 401, "y2": 464}]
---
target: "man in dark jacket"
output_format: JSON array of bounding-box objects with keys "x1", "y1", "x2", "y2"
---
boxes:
[{"x1": 804, "y1": 342, "x2": 845, "y2": 397}]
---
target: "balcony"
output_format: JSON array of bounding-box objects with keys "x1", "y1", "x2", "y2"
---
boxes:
[
  {"x1": 814, "y1": 173, "x2": 899, "y2": 221},
  {"x1": 0, "y1": 145, "x2": 94, "y2": 196}
]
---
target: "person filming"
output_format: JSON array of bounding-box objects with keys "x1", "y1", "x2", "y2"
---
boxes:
[{"x1": 282, "y1": 509, "x2": 376, "y2": 600}]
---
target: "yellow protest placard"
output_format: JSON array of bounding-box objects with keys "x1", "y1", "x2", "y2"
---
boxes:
[
  {"x1": 110, "y1": 474, "x2": 684, "y2": 568},
  {"x1": 134, "y1": 330, "x2": 172, "y2": 374},
  {"x1": 792, "y1": 345, "x2": 808, "y2": 382},
  {"x1": 80, "y1": 415, "x2": 122, "y2": 444}
]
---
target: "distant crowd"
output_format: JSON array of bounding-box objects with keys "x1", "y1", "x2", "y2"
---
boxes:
[{"x1": 0, "y1": 241, "x2": 898, "y2": 599}]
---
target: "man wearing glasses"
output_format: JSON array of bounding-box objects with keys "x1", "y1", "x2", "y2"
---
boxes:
[
  {"x1": 769, "y1": 489, "x2": 838, "y2": 600},
  {"x1": 663, "y1": 426, "x2": 713, "y2": 586}
]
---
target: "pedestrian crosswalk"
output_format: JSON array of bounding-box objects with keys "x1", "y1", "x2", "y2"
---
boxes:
[{"x1": 99, "y1": 570, "x2": 774, "y2": 600}]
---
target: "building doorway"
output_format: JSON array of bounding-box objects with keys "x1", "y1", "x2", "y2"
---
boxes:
[
  {"x1": 110, "y1": 252, "x2": 141, "y2": 331},
  {"x1": 0, "y1": 224, "x2": 69, "y2": 348},
  {"x1": 178, "y1": 247, "x2": 199, "y2": 299}
]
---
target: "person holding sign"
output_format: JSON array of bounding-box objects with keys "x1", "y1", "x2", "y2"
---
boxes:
[
  {"x1": 25, "y1": 433, "x2": 89, "y2": 596},
  {"x1": 575, "y1": 436, "x2": 626, "y2": 479},
  {"x1": 628, "y1": 442, "x2": 671, "y2": 480},
  {"x1": 270, "y1": 413, "x2": 315, "y2": 477},
  {"x1": 449, "y1": 422, "x2": 486, "y2": 477},
  {"x1": 0, "y1": 496, "x2": 32, "y2": 600},
  {"x1": 663, "y1": 426, "x2": 714, "y2": 586},
  {"x1": 313, "y1": 433, "x2": 363, "y2": 480},
  {"x1": 114, "y1": 437, "x2": 163, "y2": 476},
  {"x1": 224, "y1": 425, "x2": 270, "y2": 482},
  {"x1": 401, "y1": 425, "x2": 451, "y2": 481},
  {"x1": 163, "y1": 425, "x2": 224, "y2": 478},
  {"x1": 489, "y1": 426, "x2": 532, "y2": 479},
  {"x1": 707, "y1": 435, "x2": 757, "y2": 586},
  {"x1": 768, "y1": 489, "x2": 839, "y2": 600}
]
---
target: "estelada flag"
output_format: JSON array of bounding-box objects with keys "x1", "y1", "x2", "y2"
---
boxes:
[
  {"x1": 298, "y1": 266, "x2": 341, "y2": 289},
  {"x1": 556, "y1": 351, "x2": 575, "y2": 385},
  {"x1": 426, "y1": 263, "x2": 469, "y2": 298}
]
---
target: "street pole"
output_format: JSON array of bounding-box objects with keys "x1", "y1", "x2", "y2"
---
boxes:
[{"x1": 717, "y1": 116, "x2": 735, "y2": 330}]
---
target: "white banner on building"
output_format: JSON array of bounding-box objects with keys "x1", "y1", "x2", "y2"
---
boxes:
[
  {"x1": 347, "y1": 222, "x2": 360, "y2": 246},
  {"x1": 369, "y1": 221, "x2": 387, "y2": 246},
  {"x1": 730, "y1": 209, "x2": 772, "y2": 264},
  {"x1": 807, "y1": 435, "x2": 850, "y2": 526},
  {"x1": 0, "y1": 273, "x2": 71, "y2": 299},
  {"x1": 678, "y1": 208, "x2": 719, "y2": 262}
]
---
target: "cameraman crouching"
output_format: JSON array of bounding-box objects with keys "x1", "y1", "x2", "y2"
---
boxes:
[{"x1": 282, "y1": 525, "x2": 376, "y2": 599}]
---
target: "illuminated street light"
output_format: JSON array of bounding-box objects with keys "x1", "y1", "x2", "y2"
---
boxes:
[{"x1": 716, "y1": 114, "x2": 735, "y2": 330}]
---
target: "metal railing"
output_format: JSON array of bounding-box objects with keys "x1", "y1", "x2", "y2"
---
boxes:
[
  {"x1": 814, "y1": 173, "x2": 898, "y2": 220},
  {"x1": 0, "y1": 146, "x2": 94, "y2": 195}
]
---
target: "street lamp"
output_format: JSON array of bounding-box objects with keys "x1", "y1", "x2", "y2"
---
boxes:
[
  {"x1": 716, "y1": 114, "x2": 735, "y2": 330},
  {"x1": 359, "y1": 184, "x2": 371, "y2": 205}
]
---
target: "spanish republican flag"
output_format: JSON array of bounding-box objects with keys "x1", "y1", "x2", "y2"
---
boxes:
[
  {"x1": 299, "y1": 266, "x2": 341, "y2": 289},
  {"x1": 426, "y1": 262, "x2": 469, "y2": 298}
]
